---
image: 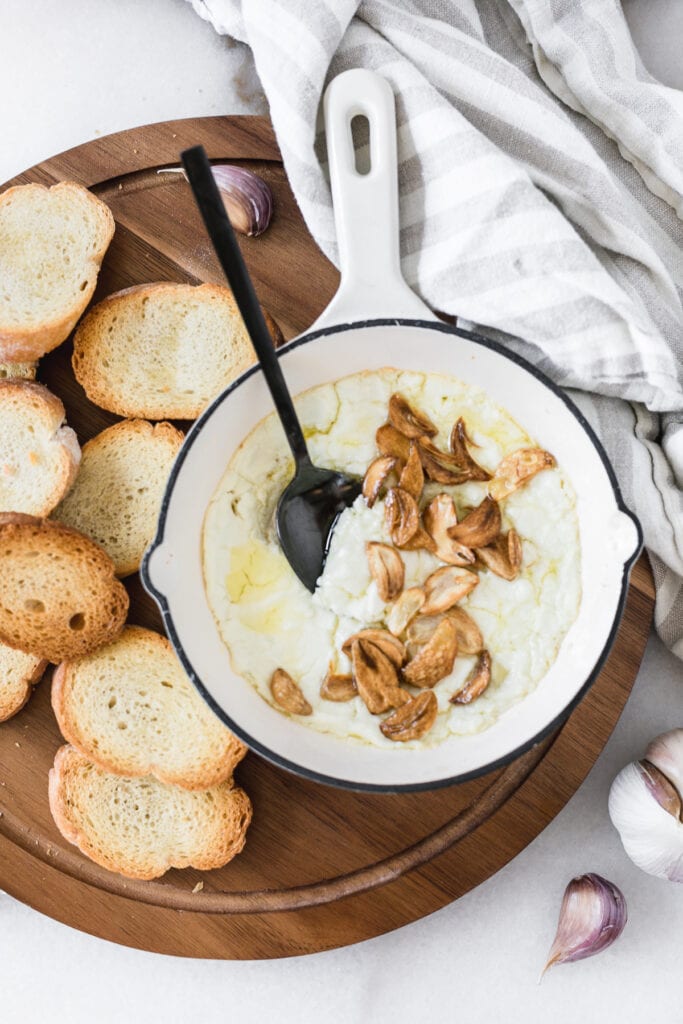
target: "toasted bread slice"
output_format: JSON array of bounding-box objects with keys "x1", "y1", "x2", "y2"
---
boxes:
[
  {"x1": 53, "y1": 419, "x2": 183, "y2": 576},
  {"x1": 0, "y1": 182, "x2": 114, "y2": 362},
  {"x1": 0, "y1": 381, "x2": 80, "y2": 516},
  {"x1": 52, "y1": 625, "x2": 247, "y2": 790},
  {"x1": 0, "y1": 642, "x2": 48, "y2": 721},
  {"x1": 49, "y1": 744, "x2": 252, "y2": 880},
  {"x1": 71, "y1": 282, "x2": 282, "y2": 420},
  {"x1": 0, "y1": 514, "x2": 128, "y2": 662},
  {"x1": 0, "y1": 361, "x2": 37, "y2": 380}
]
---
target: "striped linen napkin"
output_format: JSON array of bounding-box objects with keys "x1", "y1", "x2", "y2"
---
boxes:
[{"x1": 188, "y1": 0, "x2": 683, "y2": 659}]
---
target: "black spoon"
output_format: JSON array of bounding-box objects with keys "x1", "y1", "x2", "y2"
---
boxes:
[{"x1": 181, "y1": 146, "x2": 362, "y2": 593}]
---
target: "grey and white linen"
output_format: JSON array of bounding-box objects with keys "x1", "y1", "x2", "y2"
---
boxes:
[{"x1": 188, "y1": 0, "x2": 683, "y2": 658}]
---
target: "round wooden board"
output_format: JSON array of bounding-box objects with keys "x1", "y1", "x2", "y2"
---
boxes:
[{"x1": 0, "y1": 117, "x2": 655, "y2": 959}]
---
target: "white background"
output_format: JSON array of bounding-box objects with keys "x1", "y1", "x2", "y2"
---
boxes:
[{"x1": 1, "y1": 2, "x2": 682, "y2": 1022}]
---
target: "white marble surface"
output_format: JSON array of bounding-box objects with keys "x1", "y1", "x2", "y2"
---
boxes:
[{"x1": 1, "y1": 2, "x2": 682, "y2": 1022}]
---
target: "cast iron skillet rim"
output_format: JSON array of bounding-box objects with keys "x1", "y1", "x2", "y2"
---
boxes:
[{"x1": 141, "y1": 318, "x2": 643, "y2": 793}]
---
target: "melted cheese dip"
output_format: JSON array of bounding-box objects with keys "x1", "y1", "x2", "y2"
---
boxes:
[{"x1": 202, "y1": 369, "x2": 581, "y2": 749}]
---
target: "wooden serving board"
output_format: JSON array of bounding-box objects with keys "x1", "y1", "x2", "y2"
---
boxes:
[{"x1": 0, "y1": 117, "x2": 654, "y2": 959}]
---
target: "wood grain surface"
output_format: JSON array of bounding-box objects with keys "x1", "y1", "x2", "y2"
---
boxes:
[{"x1": 0, "y1": 116, "x2": 655, "y2": 959}]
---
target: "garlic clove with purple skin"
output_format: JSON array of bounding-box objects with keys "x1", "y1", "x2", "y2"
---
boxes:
[
  {"x1": 645, "y1": 729, "x2": 683, "y2": 798},
  {"x1": 164, "y1": 163, "x2": 273, "y2": 236},
  {"x1": 542, "y1": 873, "x2": 627, "y2": 978},
  {"x1": 208, "y1": 164, "x2": 273, "y2": 236},
  {"x1": 608, "y1": 753, "x2": 683, "y2": 883}
]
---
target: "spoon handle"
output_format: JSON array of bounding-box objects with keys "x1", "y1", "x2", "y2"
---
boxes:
[{"x1": 181, "y1": 145, "x2": 311, "y2": 468}]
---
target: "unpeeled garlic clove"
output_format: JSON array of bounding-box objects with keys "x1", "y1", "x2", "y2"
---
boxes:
[
  {"x1": 175, "y1": 163, "x2": 273, "y2": 235},
  {"x1": 608, "y1": 749, "x2": 683, "y2": 882},
  {"x1": 542, "y1": 874, "x2": 627, "y2": 977},
  {"x1": 645, "y1": 729, "x2": 683, "y2": 797}
]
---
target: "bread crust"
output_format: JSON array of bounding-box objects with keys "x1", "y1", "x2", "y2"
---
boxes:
[
  {"x1": 0, "y1": 515, "x2": 128, "y2": 662},
  {"x1": 48, "y1": 744, "x2": 253, "y2": 880},
  {"x1": 0, "y1": 182, "x2": 115, "y2": 362},
  {"x1": 51, "y1": 625, "x2": 247, "y2": 789},
  {"x1": 71, "y1": 281, "x2": 283, "y2": 419},
  {"x1": 0, "y1": 649, "x2": 48, "y2": 722},
  {"x1": 0, "y1": 379, "x2": 81, "y2": 516}
]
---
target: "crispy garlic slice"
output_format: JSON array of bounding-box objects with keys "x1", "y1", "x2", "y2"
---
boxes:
[
  {"x1": 421, "y1": 565, "x2": 479, "y2": 615},
  {"x1": 476, "y1": 529, "x2": 523, "y2": 581},
  {"x1": 366, "y1": 541, "x2": 405, "y2": 602},
  {"x1": 380, "y1": 690, "x2": 438, "y2": 742},
  {"x1": 270, "y1": 668, "x2": 312, "y2": 715},
  {"x1": 388, "y1": 393, "x2": 438, "y2": 439},
  {"x1": 407, "y1": 606, "x2": 483, "y2": 656},
  {"x1": 320, "y1": 671, "x2": 357, "y2": 702},
  {"x1": 362, "y1": 455, "x2": 398, "y2": 508},
  {"x1": 351, "y1": 639, "x2": 411, "y2": 715},
  {"x1": 397, "y1": 524, "x2": 437, "y2": 553},
  {"x1": 416, "y1": 437, "x2": 471, "y2": 485},
  {"x1": 387, "y1": 586, "x2": 426, "y2": 637},
  {"x1": 376, "y1": 422, "x2": 412, "y2": 462},
  {"x1": 449, "y1": 418, "x2": 491, "y2": 482},
  {"x1": 448, "y1": 495, "x2": 501, "y2": 549},
  {"x1": 384, "y1": 487, "x2": 420, "y2": 546},
  {"x1": 450, "y1": 650, "x2": 491, "y2": 704},
  {"x1": 398, "y1": 442, "x2": 424, "y2": 501},
  {"x1": 424, "y1": 493, "x2": 476, "y2": 566},
  {"x1": 341, "y1": 629, "x2": 406, "y2": 667},
  {"x1": 488, "y1": 447, "x2": 556, "y2": 501},
  {"x1": 402, "y1": 618, "x2": 458, "y2": 688}
]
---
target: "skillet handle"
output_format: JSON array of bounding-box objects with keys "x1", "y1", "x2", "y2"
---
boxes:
[{"x1": 310, "y1": 68, "x2": 435, "y2": 331}]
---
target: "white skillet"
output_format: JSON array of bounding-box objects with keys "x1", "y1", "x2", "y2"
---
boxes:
[{"x1": 142, "y1": 69, "x2": 641, "y2": 792}]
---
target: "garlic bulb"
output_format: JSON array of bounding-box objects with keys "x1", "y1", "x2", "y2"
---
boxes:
[
  {"x1": 542, "y1": 873, "x2": 627, "y2": 977},
  {"x1": 609, "y1": 729, "x2": 683, "y2": 882}
]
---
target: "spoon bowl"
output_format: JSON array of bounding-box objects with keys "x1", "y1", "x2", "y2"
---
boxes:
[
  {"x1": 277, "y1": 464, "x2": 362, "y2": 592},
  {"x1": 181, "y1": 145, "x2": 361, "y2": 591}
]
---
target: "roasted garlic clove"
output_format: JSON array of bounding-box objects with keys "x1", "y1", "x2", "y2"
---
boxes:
[
  {"x1": 421, "y1": 565, "x2": 479, "y2": 615},
  {"x1": 376, "y1": 422, "x2": 412, "y2": 462},
  {"x1": 448, "y1": 495, "x2": 501, "y2": 549},
  {"x1": 380, "y1": 690, "x2": 438, "y2": 742},
  {"x1": 362, "y1": 455, "x2": 398, "y2": 508},
  {"x1": 450, "y1": 650, "x2": 491, "y2": 704},
  {"x1": 388, "y1": 393, "x2": 437, "y2": 439},
  {"x1": 476, "y1": 529, "x2": 523, "y2": 581},
  {"x1": 351, "y1": 639, "x2": 411, "y2": 715},
  {"x1": 396, "y1": 525, "x2": 438, "y2": 553},
  {"x1": 207, "y1": 164, "x2": 274, "y2": 236},
  {"x1": 398, "y1": 442, "x2": 425, "y2": 501},
  {"x1": 542, "y1": 874, "x2": 627, "y2": 977},
  {"x1": 488, "y1": 447, "x2": 556, "y2": 501},
  {"x1": 408, "y1": 606, "x2": 483, "y2": 656},
  {"x1": 320, "y1": 671, "x2": 357, "y2": 702},
  {"x1": 384, "y1": 487, "x2": 420, "y2": 546},
  {"x1": 386, "y1": 587, "x2": 426, "y2": 637},
  {"x1": 416, "y1": 437, "x2": 471, "y2": 484},
  {"x1": 403, "y1": 619, "x2": 458, "y2": 688},
  {"x1": 424, "y1": 493, "x2": 476, "y2": 566},
  {"x1": 449, "y1": 418, "x2": 491, "y2": 482},
  {"x1": 342, "y1": 629, "x2": 406, "y2": 667},
  {"x1": 270, "y1": 668, "x2": 312, "y2": 715},
  {"x1": 366, "y1": 541, "x2": 405, "y2": 602}
]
